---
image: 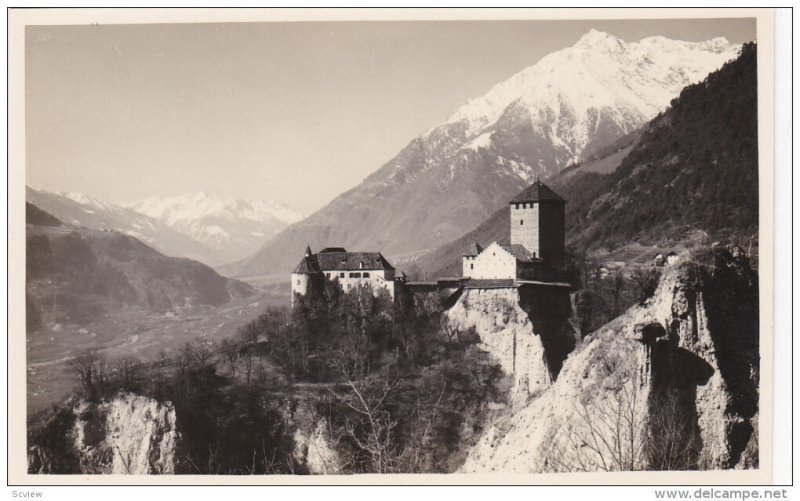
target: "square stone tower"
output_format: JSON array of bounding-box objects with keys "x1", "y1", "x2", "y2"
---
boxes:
[{"x1": 509, "y1": 180, "x2": 566, "y2": 265}]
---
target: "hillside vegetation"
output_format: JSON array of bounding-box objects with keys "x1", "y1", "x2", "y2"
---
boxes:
[{"x1": 560, "y1": 42, "x2": 757, "y2": 251}]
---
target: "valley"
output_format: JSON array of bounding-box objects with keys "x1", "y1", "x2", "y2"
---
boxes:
[{"x1": 26, "y1": 291, "x2": 287, "y2": 416}]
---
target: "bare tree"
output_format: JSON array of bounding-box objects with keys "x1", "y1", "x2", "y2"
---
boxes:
[
  {"x1": 68, "y1": 349, "x2": 107, "y2": 399},
  {"x1": 115, "y1": 356, "x2": 140, "y2": 387},
  {"x1": 219, "y1": 338, "x2": 239, "y2": 377},
  {"x1": 609, "y1": 271, "x2": 626, "y2": 317},
  {"x1": 328, "y1": 353, "x2": 401, "y2": 473},
  {"x1": 544, "y1": 373, "x2": 647, "y2": 472},
  {"x1": 645, "y1": 389, "x2": 699, "y2": 470},
  {"x1": 190, "y1": 341, "x2": 215, "y2": 368}
]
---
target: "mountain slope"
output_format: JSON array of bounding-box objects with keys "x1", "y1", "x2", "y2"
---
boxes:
[
  {"x1": 126, "y1": 192, "x2": 304, "y2": 263},
  {"x1": 228, "y1": 31, "x2": 740, "y2": 277},
  {"x1": 26, "y1": 203, "x2": 254, "y2": 326},
  {"x1": 413, "y1": 42, "x2": 758, "y2": 276},
  {"x1": 26, "y1": 188, "x2": 221, "y2": 266}
]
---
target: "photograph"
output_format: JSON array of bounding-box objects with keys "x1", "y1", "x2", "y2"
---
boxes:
[{"x1": 7, "y1": 7, "x2": 780, "y2": 486}]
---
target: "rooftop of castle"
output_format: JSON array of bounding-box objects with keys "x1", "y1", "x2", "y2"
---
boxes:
[
  {"x1": 509, "y1": 180, "x2": 566, "y2": 204},
  {"x1": 293, "y1": 247, "x2": 395, "y2": 274}
]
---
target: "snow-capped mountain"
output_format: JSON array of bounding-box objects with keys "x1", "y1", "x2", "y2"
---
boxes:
[
  {"x1": 220, "y1": 31, "x2": 742, "y2": 277},
  {"x1": 410, "y1": 30, "x2": 741, "y2": 180},
  {"x1": 26, "y1": 187, "x2": 220, "y2": 265},
  {"x1": 126, "y1": 192, "x2": 304, "y2": 264}
]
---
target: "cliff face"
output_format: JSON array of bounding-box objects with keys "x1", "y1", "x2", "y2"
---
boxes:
[
  {"x1": 461, "y1": 248, "x2": 758, "y2": 472},
  {"x1": 29, "y1": 393, "x2": 179, "y2": 474},
  {"x1": 445, "y1": 287, "x2": 576, "y2": 402}
]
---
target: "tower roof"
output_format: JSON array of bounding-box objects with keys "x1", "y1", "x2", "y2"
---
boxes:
[
  {"x1": 510, "y1": 180, "x2": 566, "y2": 204},
  {"x1": 463, "y1": 242, "x2": 483, "y2": 257},
  {"x1": 293, "y1": 255, "x2": 321, "y2": 274}
]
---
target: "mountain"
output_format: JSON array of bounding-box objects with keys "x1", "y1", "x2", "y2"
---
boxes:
[
  {"x1": 227, "y1": 31, "x2": 740, "y2": 278},
  {"x1": 26, "y1": 203, "x2": 255, "y2": 326},
  {"x1": 413, "y1": 42, "x2": 758, "y2": 277},
  {"x1": 126, "y1": 192, "x2": 304, "y2": 264},
  {"x1": 26, "y1": 187, "x2": 221, "y2": 266}
]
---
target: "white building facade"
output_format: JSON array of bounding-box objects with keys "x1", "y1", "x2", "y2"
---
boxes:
[{"x1": 291, "y1": 246, "x2": 396, "y2": 304}]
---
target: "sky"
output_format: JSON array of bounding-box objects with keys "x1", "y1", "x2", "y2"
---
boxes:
[{"x1": 26, "y1": 17, "x2": 756, "y2": 213}]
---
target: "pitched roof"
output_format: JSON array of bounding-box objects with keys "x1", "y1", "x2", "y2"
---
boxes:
[
  {"x1": 293, "y1": 255, "x2": 321, "y2": 274},
  {"x1": 315, "y1": 251, "x2": 395, "y2": 271},
  {"x1": 463, "y1": 242, "x2": 483, "y2": 257},
  {"x1": 510, "y1": 180, "x2": 566, "y2": 204},
  {"x1": 499, "y1": 243, "x2": 537, "y2": 263}
]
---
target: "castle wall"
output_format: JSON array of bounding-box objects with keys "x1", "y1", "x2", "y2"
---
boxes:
[
  {"x1": 463, "y1": 255, "x2": 475, "y2": 278},
  {"x1": 468, "y1": 242, "x2": 517, "y2": 279},
  {"x1": 295, "y1": 269, "x2": 395, "y2": 301},
  {"x1": 510, "y1": 203, "x2": 540, "y2": 256},
  {"x1": 537, "y1": 202, "x2": 565, "y2": 265},
  {"x1": 291, "y1": 273, "x2": 310, "y2": 301}
]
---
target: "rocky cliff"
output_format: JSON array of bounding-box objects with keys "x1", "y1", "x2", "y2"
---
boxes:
[
  {"x1": 445, "y1": 286, "x2": 575, "y2": 403},
  {"x1": 29, "y1": 393, "x2": 179, "y2": 474},
  {"x1": 460, "y1": 247, "x2": 758, "y2": 472}
]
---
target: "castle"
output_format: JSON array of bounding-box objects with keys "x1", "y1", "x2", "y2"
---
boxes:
[
  {"x1": 461, "y1": 180, "x2": 566, "y2": 283},
  {"x1": 291, "y1": 180, "x2": 569, "y2": 302},
  {"x1": 291, "y1": 246, "x2": 396, "y2": 303}
]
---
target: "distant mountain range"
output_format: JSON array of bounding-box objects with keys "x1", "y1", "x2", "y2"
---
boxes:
[
  {"x1": 126, "y1": 192, "x2": 304, "y2": 263},
  {"x1": 26, "y1": 187, "x2": 221, "y2": 265},
  {"x1": 26, "y1": 203, "x2": 254, "y2": 327},
  {"x1": 225, "y1": 30, "x2": 741, "y2": 278},
  {"x1": 26, "y1": 188, "x2": 304, "y2": 266},
  {"x1": 413, "y1": 43, "x2": 758, "y2": 277}
]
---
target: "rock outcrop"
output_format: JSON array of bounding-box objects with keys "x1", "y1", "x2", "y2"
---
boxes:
[
  {"x1": 29, "y1": 393, "x2": 179, "y2": 474},
  {"x1": 461, "y1": 249, "x2": 759, "y2": 472},
  {"x1": 292, "y1": 421, "x2": 342, "y2": 475},
  {"x1": 445, "y1": 286, "x2": 575, "y2": 403}
]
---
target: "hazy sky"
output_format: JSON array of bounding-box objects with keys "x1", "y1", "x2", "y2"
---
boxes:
[{"x1": 26, "y1": 17, "x2": 756, "y2": 213}]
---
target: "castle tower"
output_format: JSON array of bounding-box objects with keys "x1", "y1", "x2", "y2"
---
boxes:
[{"x1": 509, "y1": 180, "x2": 566, "y2": 265}]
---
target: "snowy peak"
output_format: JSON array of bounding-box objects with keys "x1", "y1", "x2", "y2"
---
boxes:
[
  {"x1": 126, "y1": 192, "x2": 306, "y2": 263},
  {"x1": 128, "y1": 192, "x2": 304, "y2": 227},
  {"x1": 442, "y1": 30, "x2": 741, "y2": 145},
  {"x1": 574, "y1": 28, "x2": 626, "y2": 50}
]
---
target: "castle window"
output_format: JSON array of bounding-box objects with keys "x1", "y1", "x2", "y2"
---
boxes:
[
  {"x1": 347, "y1": 284, "x2": 351, "y2": 290},
  {"x1": 470, "y1": 264, "x2": 474, "y2": 270},
  {"x1": 340, "y1": 272, "x2": 345, "y2": 278},
  {"x1": 363, "y1": 272, "x2": 370, "y2": 278},
  {"x1": 350, "y1": 272, "x2": 361, "y2": 278},
  {"x1": 520, "y1": 219, "x2": 524, "y2": 225},
  {"x1": 296, "y1": 279, "x2": 301, "y2": 285}
]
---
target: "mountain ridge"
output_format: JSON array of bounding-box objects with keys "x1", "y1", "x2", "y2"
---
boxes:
[
  {"x1": 26, "y1": 202, "x2": 255, "y2": 326},
  {"x1": 126, "y1": 192, "x2": 305, "y2": 263}
]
